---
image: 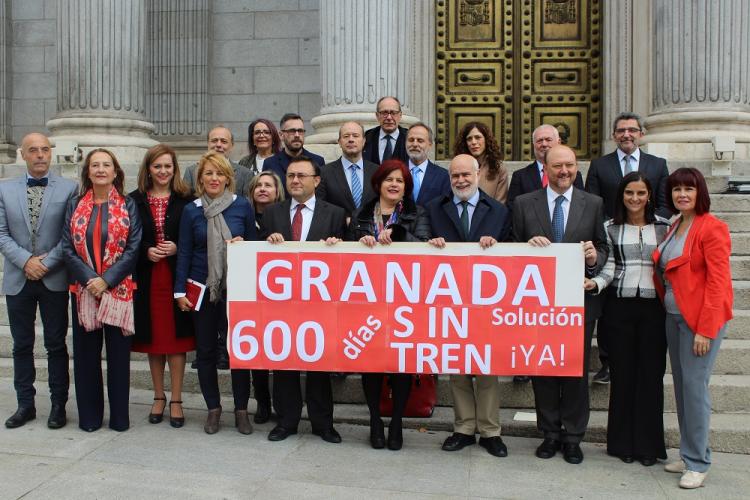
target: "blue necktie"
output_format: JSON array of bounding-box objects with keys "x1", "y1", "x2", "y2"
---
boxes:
[
  {"x1": 349, "y1": 164, "x2": 362, "y2": 208},
  {"x1": 624, "y1": 154, "x2": 636, "y2": 174},
  {"x1": 552, "y1": 195, "x2": 565, "y2": 243},
  {"x1": 411, "y1": 166, "x2": 422, "y2": 202},
  {"x1": 27, "y1": 177, "x2": 48, "y2": 187}
]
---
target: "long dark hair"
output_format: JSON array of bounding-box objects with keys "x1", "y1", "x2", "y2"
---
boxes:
[
  {"x1": 452, "y1": 121, "x2": 503, "y2": 181},
  {"x1": 613, "y1": 171, "x2": 656, "y2": 225},
  {"x1": 247, "y1": 118, "x2": 282, "y2": 157}
]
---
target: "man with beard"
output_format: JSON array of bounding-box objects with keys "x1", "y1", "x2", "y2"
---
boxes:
[
  {"x1": 263, "y1": 113, "x2": 325, "y2": 198},
  {"x1": 183, "y1": 126, "x2": 252, "y2": 197},
  {"x1": 406, "y1": 123, "x2": 451, "y2": 206},
  {"x1": 317, "y1": 121, "x2": 378, "y2": 218},
  {"x1": 363, "y1": 96, "x2": 409, "y2": 165},
  {"x1": 512, "y1": 144, "x2": 607, "y2": 465},
  {"x1": 425, "y1": 154, "x2": 511, "y2": 459}
]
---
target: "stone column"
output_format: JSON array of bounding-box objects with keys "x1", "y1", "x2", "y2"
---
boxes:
[
  {"x1": 644, "y1": 0, "x2": 750, "y2": 159},
  {"x1": 0, "y1": 0, "x2": 13, "y2": 162},
  {"x1": 307, "y1": 0, "x2": 435, "y2": 155},
  {"x1": 47, "y1": 0, "x2": 156, "y2": 161}
]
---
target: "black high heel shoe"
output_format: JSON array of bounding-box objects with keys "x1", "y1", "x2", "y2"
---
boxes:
[
  {"x1": 370, "y1": 418, "x2": 385, "y2": 449},
  {"x1": 169, "y1": 401, "x2": 185, "y2": 428},
  {"x1": 149, "y1": 396, "x2": 166, "y2": 424}
]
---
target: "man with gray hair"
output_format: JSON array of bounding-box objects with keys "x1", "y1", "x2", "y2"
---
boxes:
[
  {"x1": 406, "y1": 123, "x2": 451, "y2": 206},
  {"x1": 425, "y1": 153, "x2": 511, "y2": 458}
]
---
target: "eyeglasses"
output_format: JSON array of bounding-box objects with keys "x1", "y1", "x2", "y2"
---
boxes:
[
  {"x1": 253, "y1": 130, "x2": 272, "y2": 136},
  {"x1": 377, "y1": 110, "x2": 401, "y2": 118},
  {"x1": 281, "y1": 128, "x2": 306, "y2": 135},
  {"x1": 286, "y1": 173, "x2": 317, "y2": 180},
  {"x1": 614, "y1": 127, "x2": 642, "y2": 134}
]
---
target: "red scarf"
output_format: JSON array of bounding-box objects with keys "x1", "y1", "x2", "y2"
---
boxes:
[{"x1": 70, "y1": 188, "x2": 136, "y2": 335}]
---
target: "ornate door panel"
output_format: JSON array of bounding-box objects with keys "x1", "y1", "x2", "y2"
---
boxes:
[{"x1": 436, "y1": 0, "x2": 601, "y2": 160}]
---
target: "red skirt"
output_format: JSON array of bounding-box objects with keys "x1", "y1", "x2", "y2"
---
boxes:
[{"x1": 132, "y1": 259, "x2": 195, "y2": 354}]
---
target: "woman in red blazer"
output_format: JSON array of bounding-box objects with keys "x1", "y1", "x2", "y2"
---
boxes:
[{"x1": 652, "y1": 167, "x2": 732, "y2": 489}]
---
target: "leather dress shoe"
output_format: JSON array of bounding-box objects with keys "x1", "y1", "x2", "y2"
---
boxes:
[
  {"x1": 441, "y1": 432, "x2": 476, "y2": 451},
  {"x1": 593, "y1": 365, "x2": 610, "y2": 384},
  {"x1": 370, "y1": 419, "x2": 385, "y2": 449},
  {"x1": 204, "y1": 407, "x2": 222, "y2": 434},
  {"x1": 563, "y1": 443, "x2": 584, "y2": 464},
  {"x1": 313, "y1": 427, "x2": 342, "y2": 444},
  {"x1": 620, "y1": 455, "x2": 634, "y2": 464},
  {"x1": 235, "y1": 410, "x2": 253, "y2": 435},
  {"x1": 268, "y1": 425, "x2": 297, "y2": 441},
  {"x1": 535, "y1": 438, "x2": 561, "y2": 459},
  {"x1": 639, "y1": 456, "x2": 657, "y2": 467},
  {"x1": 47, "y1": 404, "x2": 67, "y2": 429},
  {"x1": 253, "y1": 402, "x2": 271, "y2": 424},
  {"x1": 5, "y1": 407, "x2": 36, "y2": 428},
  {"x1": 479, "y1": 436, "x2": 508, "y2": 457}
]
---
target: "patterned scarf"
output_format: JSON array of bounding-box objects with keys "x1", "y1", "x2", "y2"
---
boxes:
[
  {"x1": 373, "y1": 200, "x2": 402, "y2": 238},
  {"x1": 70, "y1": 188, "x2": 136, "y2": 335}
]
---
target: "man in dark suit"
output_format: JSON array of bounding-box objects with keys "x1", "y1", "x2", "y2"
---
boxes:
[
  {"x1": 512, "y1": 144, "x2": 607, "y2": 465},
  {"x1": 261, "y1": 156, "x2": 347, "y2": 444},
  {"x1": 426, "y1": 154, "x2": 511, "y2": 459},
  {"x1": 406, "y1": 123, "x2": 451, "y2": 207},
  {"x1": 0, "y1": 133, "x2": 78, "y2": 429},
  {"x1": 263, "y1": 113, "x2": 325, "y2": 198},
  {"x1": 508, "y1": 124, "x2": 584, "y2": 208},
  {"x1": 585, "y1": 112, "x2": 671, "y2": 384},
  {"x1": 317, "y1": 121, "x2": 377, "y2": 219},
  {"x1": 362, "y1": 96, "x2": 409, "y2": 165},
  {"x1": 182, "y1": 125, "x2": 252, "y2": 198}
]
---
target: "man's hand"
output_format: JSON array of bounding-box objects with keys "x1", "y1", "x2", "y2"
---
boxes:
[
  {"x1": 323, "y1": 237, "x2": 341, "y2": 246},
  {"x1": 693, "y1": 334, "x2": 712, "y2": 357},
  {"x1": 479, "y1": 236, "x2": 497, "y2": 249},
  {"x1": 528, "y1": 236, "x2": 551, "y2": 247},
  {"x1": 428, "y1": 237, "x2": 446, "y2": 249},
  {"x1": 267, "y1": 233, "x2": 285, "y2": 244},
  {"x1": 23, "y1": 256, "x2": 48, "y2": 280},
  {"x1": 176, "y1": 296, "x2": 193, "y2": 312},
  {"x1": 227, "y1": 236, "x2": 244, "y2": 243}
]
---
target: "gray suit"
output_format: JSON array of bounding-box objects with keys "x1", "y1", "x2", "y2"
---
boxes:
[
  {"x1": 0, "y1": 173, "x2": 78, "y2": 408},
  {"x1": 512, "y1": 187, "x2": 607, "y2": 443},
  {"x1": 183, "y1": 160, "x2": 252, "y2": 199}
]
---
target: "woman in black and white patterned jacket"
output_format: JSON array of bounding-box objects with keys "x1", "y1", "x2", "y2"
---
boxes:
[{"x1": 585, "y1": 171, "x2": 671, "y2": 467}]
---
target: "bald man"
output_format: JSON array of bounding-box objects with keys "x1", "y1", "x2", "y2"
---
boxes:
[
  {"x1": 183, "y1": 126, "x2": 252, "y2": 198},
  {"x1": 512, "y1": 145, "x2": 607, "y2": 464},
  {"x1": 0, "y1": 133, "x2": 77, "y2": 429}
]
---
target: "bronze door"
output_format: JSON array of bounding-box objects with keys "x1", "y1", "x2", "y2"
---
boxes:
[{"x1": 435, "y1": 0, "x2": 602, "y2": 161}]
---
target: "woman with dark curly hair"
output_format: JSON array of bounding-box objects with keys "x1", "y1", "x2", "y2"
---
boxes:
[
  {"x1": 453, "y1": 121, "x2": 509, "y2": 204},
  {"x1": 238, "y1": 118, "x2": 282, "y2": 176}
]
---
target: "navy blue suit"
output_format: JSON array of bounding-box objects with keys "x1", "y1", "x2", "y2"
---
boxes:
[
  {"x1": 262, "y1": 149, "x2": 325, "y2": 198},
  {"x1": 415, "y1": 161, "x2": 452, "y2": 207},
  {"x1": 425, "y1": 189, "x2": 510, "y2": 243}
]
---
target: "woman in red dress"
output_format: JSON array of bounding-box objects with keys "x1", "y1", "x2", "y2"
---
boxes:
[{"x1": 131, "y1": 144, "x2": 195, "y2": 427}]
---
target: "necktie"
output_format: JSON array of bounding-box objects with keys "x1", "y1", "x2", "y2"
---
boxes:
[
  {"x1": 624, "y1": 155, "x2": 636, "y2": 174},
  {"x1": 411, "y1": 166, "x2": 422, "y2": 202},
  {"x1": 460, "y1": 201, "x2": 470, "y2": 239},
  {"x1": 552, "y1": 195, "x2": 565, "y2": 243},
  {"x1": 291, "y1": 203, "x2": 305, "y2": 241},
  {"x1": 383, "y1": 135, "x2": 393, "y2": 161},
  {"x1": 541, "y1": 170, "x2": 549, "y2": 188},
  {"x1": 349, "y1": 164, "x2": 362, "y2": 208},
  {"x1": 27, "y1": 177, "x2": 48, "y2": 187}
]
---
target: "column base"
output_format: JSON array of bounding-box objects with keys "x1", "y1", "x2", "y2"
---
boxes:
[{"x1": 0, "y1": 142, "x2": 17, "y2": 164}]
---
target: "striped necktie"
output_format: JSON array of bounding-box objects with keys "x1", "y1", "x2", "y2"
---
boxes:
[{"x1": 349, "y1": 164, "x2": 362, "y2": 208}]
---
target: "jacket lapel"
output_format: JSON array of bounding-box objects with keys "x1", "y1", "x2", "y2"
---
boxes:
[
  {"x1": 332, "y1": 159, "x2": 355, "y2": 208},
  {"x1": 16, "y1": 176, "x2": 32, "y2": 234},
  {"x1": 532, "y1": 190, "x2": 554, "y2": 240},
  {"x1": 306, "y1": 200, "x2": 327, "y2": 241},
  {"x1": 36, "y1": 175, "x2": 58, "y2": 230},
  {"x1": 563, "y1": 189, "x2": 585, "y2": 242},
  {"x1": 468, "y1": 196, "x2": 490, "y2": 240},
  {"x1": 663, "y1": 215, "x2": 705, "y2": 272},
  {"x1": 440, "y1": 197, "x2": 464, "y2": 239}
]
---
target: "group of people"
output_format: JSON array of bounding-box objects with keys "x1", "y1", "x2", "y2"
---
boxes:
[{"x1": 0, "y1": 96, "x2": 732, "y2": 490}]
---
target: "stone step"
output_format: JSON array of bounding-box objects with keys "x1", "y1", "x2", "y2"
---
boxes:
[
  {"x1": 711, "y1": 194, "x2": 750, "y2": 212},
  {"x1": 716, "y1": 212, "x2": 750, "y2": 233},
  {"x1": 732, "y1": 233, "x2": 750, "y2": 256},
  {"x1": 1, "y1": 358, "x2": 748, "y2": 414},
  {"x1": 728, "y1": 310, "x2": 750, "y2": 339},
  {"x1": 734, "y1": 281, "x2": 750, "y2": 309},
  {"x1": 2, "y1": 327, "x2": 749, "y2": 377},
  {"x1": 732, "y1": 257, "x2": 750, "y2": 280}
]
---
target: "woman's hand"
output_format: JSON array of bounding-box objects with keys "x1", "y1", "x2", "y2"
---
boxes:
[
  {"x1": 582, "y1": 240, "x2": 598, "y2": 267},
  {"x1": 157, "y1": 240, "x2": 177, "y2": 256},
  {"x1": 583, "y1": 278, "x2": 598, "y2": 292},
  {"x1": 86, "y1": 277, "x2": 108, "y2": 298},
  {"x1": 176, "y1": 296, "x2": 193, "y2": 312},
  {"x1": 359, "y1": 235, "x2": 377, "y2": 248},
  {"x1": 693, "y1": 333, "x2": 712, "y2": 357},
  {"x1": 227, "y1": 236, "x2": 244, "y2": 243},
  {"x1": 377, "y1": 229, "x2": 393, "y2": 245}
]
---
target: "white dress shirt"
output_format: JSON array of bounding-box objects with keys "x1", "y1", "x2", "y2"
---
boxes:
[
  {"x1": 546, "y1": 185, "x2": 573, "y2": 231},
  {"x1": 378, "y1": 128, "x2": 400, "y2": 162},
  {"x1": 290, "y1": 195, "x2": 316, "y2": 241}
]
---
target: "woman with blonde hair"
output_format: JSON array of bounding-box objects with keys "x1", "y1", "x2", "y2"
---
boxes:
[{"x1": 130, "y1": 144, "x2": 195, "y2": 428}]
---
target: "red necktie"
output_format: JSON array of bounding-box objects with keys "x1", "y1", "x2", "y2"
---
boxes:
[
  {"x1": 541, "y1": 170, "x2": 549, "y2": 188},
  {"x1": 291, "y1": 203, "x2": 305, "y2": 241}
]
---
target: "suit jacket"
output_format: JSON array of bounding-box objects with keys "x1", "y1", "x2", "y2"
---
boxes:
[
  {"x1": 652, "y1": 214, "x2": 733, "y2": 339},
  {"x1": 183, "y1": 159, "x2": 252, "y2": 198},
  {"x1": 425, "y1": 189, "x2": 510, "y2": 243},
  {"x1": 507, "y1": 161, "x2": 583, "y2": 208},
  {"x1": 316, "y1": 157, "x2": 378, "y2": 218},
  {"x1": 130, "y1": 190, "x2": 194, "y2": 343},
  {"x1": 260, "y1": 197, "x2": 347, "y2": 242},
  {"x1": 0, "y1": 174, "x2": 78, "y2": 295},
  {"x1": 363, "y1": 125, "x2": 409, "y2": 165},
  {"x1": 512, "y1": 187, "x2": 607, "y2": 317},
  {"x1": 416, "y1": 161, "x2": 452, "y2": 207},
  {"x1": 585, "y1": 149, "x2": 671, "y2": 219},
  {"x1": 262, "y1": 148, "x2": 326, "y2": 198}
]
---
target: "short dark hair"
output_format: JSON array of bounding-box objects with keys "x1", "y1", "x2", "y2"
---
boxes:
[
  {"x1": 612, "y1": 112, "x2": 644, "y2": 133},
  {"x1": 371, "y1": 159, "x2": 413, "y2": 199},
  {"x1": 613, "y1": 171, "x2": 656, "y2": 225},
  {"x1": 407, "y1": 122, "x2": 434, "y2": 143},
  {"x1": 287, "y1": 155, "x2": 321, "y2": 176},
  {"x1": 280, "y1": 113, "x2": 303, "y2": 128},
  {"x1": 666, "y1": 167, "x2": 711, "y2": 215}
]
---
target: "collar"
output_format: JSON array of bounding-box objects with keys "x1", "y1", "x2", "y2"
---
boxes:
[
  {"x1": 617, "y1": 148, "x2": 641, "y2": 162},
  {"x1": 379, "y1": 128, "x2": 400, "y2": 142},
  {"x1": 546, "y1": 185, "x2": 573, "y2": 204},
  {"x1": 535, "y1": 160, "x2": 545, "y2": 173},
  {"x1": 341, "y1": 156, "x2": 363, "y2": 170},
  {"x1": 453, "y1": 189, "x2": 480, "y2": 207},
  {"x1": 408, "y1": 159, "x2": 429, "y2": 172},
  {"x1": 291, "y1": 195, "x2": 316, "y2": 211}
]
